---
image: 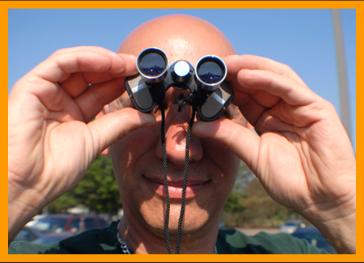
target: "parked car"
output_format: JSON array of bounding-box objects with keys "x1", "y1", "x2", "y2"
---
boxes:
[
  {"x1": 26, "y1": 214, "x2": 109, "y2": 234},
  {"x1": 13, "y1": 227, "x2": 41, "y2": 242},
  {"x1": 13, "y1": 227, "x2": 74, "y2": 246},
  {"x1": 280, "y1": 220, "x2": 306, "y2": 234},
  {"x1": 292, "y1": 226, "x2": 336, "y2": 253}
]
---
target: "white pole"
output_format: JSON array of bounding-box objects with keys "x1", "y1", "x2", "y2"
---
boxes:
[{"x1": 332, "y1": 9, "x2": 352, "y2": 141}]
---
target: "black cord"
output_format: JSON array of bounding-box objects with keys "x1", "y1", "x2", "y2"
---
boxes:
[
  {"x1": 160, "y1": 105, "x2": 172, "y2": 254},
  {"x1": 175, "y1": 106, "x2": 196, "y2": 254},
  {"x1": 160, "y1": 99, "x2": 196, "y2": 254}
]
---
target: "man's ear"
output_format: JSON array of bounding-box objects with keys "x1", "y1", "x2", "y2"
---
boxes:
[{"x1": 96, "y1": 107, "x2": 110, "y2": 156}]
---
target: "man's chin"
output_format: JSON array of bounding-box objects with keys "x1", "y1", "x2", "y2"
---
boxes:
[
  {"x1": 140, "y1": 200, "x2": 211, "y2": 236},
  {"x1": 126, "y1": 171, "x2": 218, "y2": 237}
]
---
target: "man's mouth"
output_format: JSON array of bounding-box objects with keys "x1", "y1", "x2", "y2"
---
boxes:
[{"x1": 142, "y1": 174, "x2": 212, "y2": 200}]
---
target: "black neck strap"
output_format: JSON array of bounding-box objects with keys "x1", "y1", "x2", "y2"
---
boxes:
[{"x1": 159, "y1": 104, "x2": 196, "y2": 254}]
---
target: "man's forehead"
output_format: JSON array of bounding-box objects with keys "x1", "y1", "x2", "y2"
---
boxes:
[{"x1": 118, "y1": 14, "x2": 235, "y2": 65}]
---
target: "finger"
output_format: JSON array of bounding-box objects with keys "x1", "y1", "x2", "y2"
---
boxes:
[
  {"x1": 60, "y1": 73, "x2": 90, "y2": 97},
  {"x1": 231, "y1": 75, "x2": 280, "y2": 108},
  {"x1": 49, "y1": 45, "x2": 137, "y2": 77},
  {"x1": 61, "y1": 54, "x2": 135, "y2": 98},
  {"x1": 251, "y1": 90, "x2": 280, "y2": 108},
  {"x1": 193, "y1": 118, "x2": 260, "y2": 170},
  {"x1": 62, "y1": 47, "x2": 137, "y2": 82},
  {"x1": 35, "y1": 48, "x2": 135, "y2": 82},
  {"x1": 225, "y1": 54, "x2": 306, "y2": 86},
  {"x1": 237, "y1": 69, "x2": 318, "y2": 106},
  {"x1": 104, "y1": 91, "x2": 133, "y2": 114},
  {"x1": 29, "y1": 48, "x2": 135, "y2": 98},
  {"x1": 75, "y1": 77, "x2": 125, "y2": 122},
  {"x1": 255, "y1": 111, "x2": 295, "y2": 135},
  {"x1": 225, "y1": 103, "x2": 250, "y2": 127},
  {"x1": 269, "y1": 99, "x2": 330, "y2": 128},
  {"x1": 50, "y1": 46, "x2": 123, "y2": 58},
  {"x1": 87, "y1": 108, "x2": 155, "y2": 154},
  {"x1": 236, "y1": 97, "x2": 266, "y2": 125}
]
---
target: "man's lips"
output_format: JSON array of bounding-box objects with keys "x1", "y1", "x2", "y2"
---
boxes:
[
  {"x1": 144, "y1": 176, "x2": 209, "y2": 186},
  {"x1": 142, "y1": 174, "x2": 211, "y2": 200}
]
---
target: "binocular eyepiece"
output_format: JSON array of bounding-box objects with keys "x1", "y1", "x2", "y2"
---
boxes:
[
  {"x1": 136, "y1": 47, "x2": 227, "y2": 91},
  {"x1": 195, "y1": 55, "x2": 227, "y2": 91},
  {"x1": 137, "y1": 48, "x2": 168, "y2": 84},
  {"x1": 125, "y1": 47, "x2": 233, "y2": 121}
]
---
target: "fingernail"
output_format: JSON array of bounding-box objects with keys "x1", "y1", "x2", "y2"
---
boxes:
[{"x1": 118, "y1": 54, "x2": 137, "y2": 75}]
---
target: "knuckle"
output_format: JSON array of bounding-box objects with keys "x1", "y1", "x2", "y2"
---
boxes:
[
  {"x1": 279, "y1": 62, "x2": 294, "y2": 74},
  {"x1": 120, "y1": 107, "x2": 138, "y2": 116},
  {"x1": 49, "y1": 48, "x2": 70, "y2": 58},
  {"x1": 255, "y1": 112, "x2": 272, "y2": 134},
  {"x1": 239, "y1": 54, "x2": 259, "y2": 62},
  {"x1": 317, "y1": 98, "x2": 335, "y2": 111},
  {"x1": 308, "y1": 99, "x2": 337, "y2": 121}
]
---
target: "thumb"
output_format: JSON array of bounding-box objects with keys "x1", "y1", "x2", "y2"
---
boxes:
[
  {"x1": 193, "y1": 118, "x2": 260, "y2": 170},
  {"x1": 87, "y1": 108, "x2": 155, "y2": 155}
]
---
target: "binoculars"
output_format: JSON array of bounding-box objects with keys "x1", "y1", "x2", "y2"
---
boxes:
[{"x1": 125, "y1": 47, "x2": 233, "y2": 121}]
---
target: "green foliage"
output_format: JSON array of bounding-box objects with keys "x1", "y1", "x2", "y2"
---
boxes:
[
  {"x1": 48, "y1": 156, "x2": 121, "y2": 215},
  {"x1": 223, "y1": 162, "x2": 301, "y2": 228},
  {"x1": 224, "y1": 191, "x2": 246, "y2": 213},
  {"x1": 47, "y1": 193, "x2": 78, "y2": 214}
]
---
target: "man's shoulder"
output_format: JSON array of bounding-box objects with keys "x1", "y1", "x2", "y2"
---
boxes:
[
  {"x1": 57, "y1": 221, "x2": 121, "y2": 253},
  {"x1": 8, "y1": 241, "x2": 66, "y2": 254},
  {"x1": 216, "y1": 227, "x2": 328, "y2": 254},
  {"x1": 10, "y1": 223, "x2": 329, "y2": 254},
  {"x1": 9, "y1": 221, "x2": 121, "y2": 254}
]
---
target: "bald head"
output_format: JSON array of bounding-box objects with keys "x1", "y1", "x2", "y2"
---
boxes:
[{"x1": 119, "y1": 14, "x2": 235, "y2": 64}]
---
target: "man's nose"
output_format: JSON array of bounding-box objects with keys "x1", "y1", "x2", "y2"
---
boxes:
[{"x1": 155, "y1": 92, "x2": 203, "y2": 167}]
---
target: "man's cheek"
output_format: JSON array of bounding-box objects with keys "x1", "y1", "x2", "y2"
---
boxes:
[{"x1": 111, "y1": 125, "x2": 159, "y2": 168}]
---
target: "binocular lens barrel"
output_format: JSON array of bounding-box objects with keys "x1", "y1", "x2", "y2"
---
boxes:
[
  {"x1": 195, "y1": 56, "x2": 227, "y2": 92},
  {"x1": 137, "y1": 48, "x2": 168, "y2": 83}
]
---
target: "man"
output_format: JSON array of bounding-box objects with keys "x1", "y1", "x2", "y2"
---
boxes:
[{"x1": 8, "y1": 14, "x2": 356, "y2": 254}]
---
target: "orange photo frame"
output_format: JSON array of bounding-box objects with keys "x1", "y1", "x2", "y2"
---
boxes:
[{"x1": 1, "y1": 1, "x2": 361, "y2": 262}]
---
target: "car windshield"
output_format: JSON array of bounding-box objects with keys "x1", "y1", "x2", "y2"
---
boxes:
[
  {"x1": 14, "y1": 228, "x2": 37, "y2": 241},
  {"x1": 285, "y1": 223, "x2": 297, "y2": 226},
  {"x1": 84, "y1": 217, "x2": 108, "y2": 230},
  {"x1": 32, "y1": 217, "x2": 68, "y2": 233},
  {"x1": 33, "y1": 235, "x2": 70, "y2": 246}
]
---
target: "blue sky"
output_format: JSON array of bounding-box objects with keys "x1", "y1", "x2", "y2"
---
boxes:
[{"x1": 8, "y1": 9, "x2": 356, "y2": 144}]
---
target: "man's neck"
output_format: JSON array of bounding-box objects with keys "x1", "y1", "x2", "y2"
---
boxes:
[{"x1": 118, "y1": 216, "x2": 219, "y2": 254}]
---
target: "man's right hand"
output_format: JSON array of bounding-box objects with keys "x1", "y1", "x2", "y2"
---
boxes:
[{"x1": 8, "y1": 46, "x2": 155, "y2": 241}]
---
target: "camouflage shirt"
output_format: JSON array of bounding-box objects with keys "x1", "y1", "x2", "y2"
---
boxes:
[{"x1": 9, "y1": 221, "x2": 328, "y2": 254}]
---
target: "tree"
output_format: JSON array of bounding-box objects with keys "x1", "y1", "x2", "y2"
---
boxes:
[
  {"x1": 48, "y1": 156, "x2": 121, "y2": 216},
  {"x1": 223, "y1": 161, "x2": 302, "y2": 228}
]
